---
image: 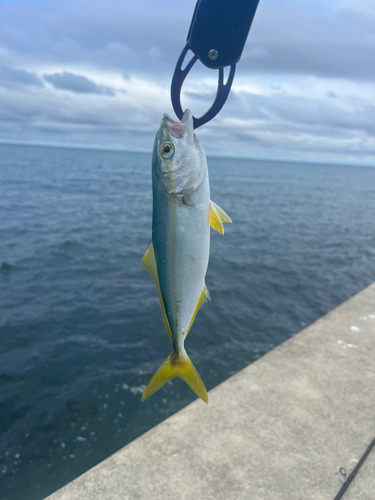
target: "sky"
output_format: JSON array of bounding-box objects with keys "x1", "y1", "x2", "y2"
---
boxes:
[{"x1": 0, "y1": 0, "x2": 374, "y2": 164}]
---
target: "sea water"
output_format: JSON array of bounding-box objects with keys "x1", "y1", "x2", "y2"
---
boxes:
[{"x1": 1, "y1": 143, "x2": 375, "y2": 499}]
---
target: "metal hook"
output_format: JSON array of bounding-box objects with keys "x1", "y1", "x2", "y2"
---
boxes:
[{"x1": 171, "y1": 43, "x2": 236, "y2": 129}]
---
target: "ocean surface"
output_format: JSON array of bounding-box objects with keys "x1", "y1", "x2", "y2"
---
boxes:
[{"x1": 1, "y1": 143, "x2": 375, "y2": 499}]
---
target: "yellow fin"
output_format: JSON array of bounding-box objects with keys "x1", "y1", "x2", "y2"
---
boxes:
[
  {"x1": 141, "y1": 242, "x2": 172, "y2": 341},
  {"x1": 209, "y1": 200, "x2": 232, "y2": 235},
  {"x1": 185, "y1": 286, "x2": 210, "y2": 338},
  {"x1": 211, "y1": 200, "x2": 232, "y2": 224},
  {"x1": 142, "y1": 351, "x2": 208, "y2": 404}
]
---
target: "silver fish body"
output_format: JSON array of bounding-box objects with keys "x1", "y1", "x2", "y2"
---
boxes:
[
  {"x1": 152, "y1": 110, "x2": 210, "y2": 354},
  {"x1": 142, "y1": 110, "x2": 231, "y2": 403}
]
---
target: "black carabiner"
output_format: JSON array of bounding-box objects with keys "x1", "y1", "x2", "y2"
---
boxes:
[
  {"x1": 171, "y1": 44, "x2": 236, "y2": 130},
  {"x1": 171, "y1": 0, "x2": 260, "y2": 129}
]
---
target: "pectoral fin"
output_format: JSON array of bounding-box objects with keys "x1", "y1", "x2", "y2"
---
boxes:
[
  {"x1": 141, "y1": 242, "x2": 172, "y2": 341},
  {"x1": 209, "y1": 200, "x2": 232, "y2": 235}
]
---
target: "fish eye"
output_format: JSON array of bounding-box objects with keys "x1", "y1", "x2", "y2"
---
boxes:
[{"x1": 160, "y1": 141, "x2": 174, "y2": 159}]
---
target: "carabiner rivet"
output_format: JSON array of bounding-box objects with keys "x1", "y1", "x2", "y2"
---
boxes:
[{"x1": 208, "y1": 49, "x2": 218, "y2": 60}]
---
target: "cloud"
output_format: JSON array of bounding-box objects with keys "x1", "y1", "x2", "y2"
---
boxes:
[
  {"x1": 0, "y1": 0, "x2": 374, "y2": 82},
  {"x1": 0, "y1": 65, "x2": 43, "y2": 87},
  {"x1": 0, "y1": 0, "x2": 373, "y2": 164},
  {"x1": 43, "y1": 72, "x2": 115, "y2": 96},
  {"x1": 0, "y1": 69, "x2": 374, "y2": 165},
  {"x1": 240, "y1": 5, "x2": 375, "y2": 81},
  {"x1": 0, "y1": 0, "x2": 190, "y2": 76}
]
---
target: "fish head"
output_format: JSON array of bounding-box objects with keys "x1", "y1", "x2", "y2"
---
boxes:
[{"x1": 153, "y1": 109, "x2": 206, "y2": 195}]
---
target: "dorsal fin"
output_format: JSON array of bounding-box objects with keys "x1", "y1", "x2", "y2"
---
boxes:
[
  {"x1": 209, "y1": 200, "x2": 232, "y2": 235},
  {"x1": 141, "y1": 242, "x2": 173, "y2": 341}
]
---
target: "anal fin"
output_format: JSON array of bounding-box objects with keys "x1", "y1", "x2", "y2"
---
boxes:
[
  {"x1": 141, "y1": 242, "x2": 173, "y2": 341},
  {"x1": 185, "y1": 285, "x2": 210, "y2": 338},
  {"x1": 209, "y1": 200, "x2": 232, "y2": 235}
]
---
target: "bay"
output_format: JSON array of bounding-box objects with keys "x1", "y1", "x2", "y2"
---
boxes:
[{"x1": 1, "y1": 143, "x2": 375, "y2": 499}]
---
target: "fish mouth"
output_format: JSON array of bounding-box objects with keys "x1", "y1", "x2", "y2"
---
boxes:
[{"x1": 162, "y1": 110, "x2": 194, "y2": 141}]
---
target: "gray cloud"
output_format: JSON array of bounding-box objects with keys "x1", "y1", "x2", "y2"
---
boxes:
[
  {"x1": 43, "y1": 72, "x2": 115, "y2": 96},
  {"x1": 227, "y1": 90, "x2": 375, "y2": 136},
  {"x1": 0, "y1": 65, "x2": 43, "y2": 87},
  {"x1": 238, "y1": 6, "x2": 375, "y2": 81},
  {"x1": 1, "y1": 76, "x2": 374, "y2": 164},
  {"x1": 0, "y1": 0, "x2": 374, "y2": 82},
  {"x1": 0, "y1": 0, "x2": 189, "y2": 76},
  {"x1": 0, "y1": 0, "x2": 374, "y2": 164}
]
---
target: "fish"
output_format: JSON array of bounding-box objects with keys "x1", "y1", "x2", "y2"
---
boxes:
[{"x1": 141, "y1": 109, "x2": 231, "y2": 404}]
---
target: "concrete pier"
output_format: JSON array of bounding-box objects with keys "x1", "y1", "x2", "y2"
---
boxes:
[{"x1": 45, "y1": 284, "x2": 375, "y2": 500}]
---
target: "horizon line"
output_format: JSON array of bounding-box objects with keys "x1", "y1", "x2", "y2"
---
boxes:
[{"x1": 0, "y1": 140, "x2": 374, "y2": 169}]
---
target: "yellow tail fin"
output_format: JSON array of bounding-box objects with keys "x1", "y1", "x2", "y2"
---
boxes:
[{"x1": 142, "y1": 351, "x2": 208, "y2": 404}]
